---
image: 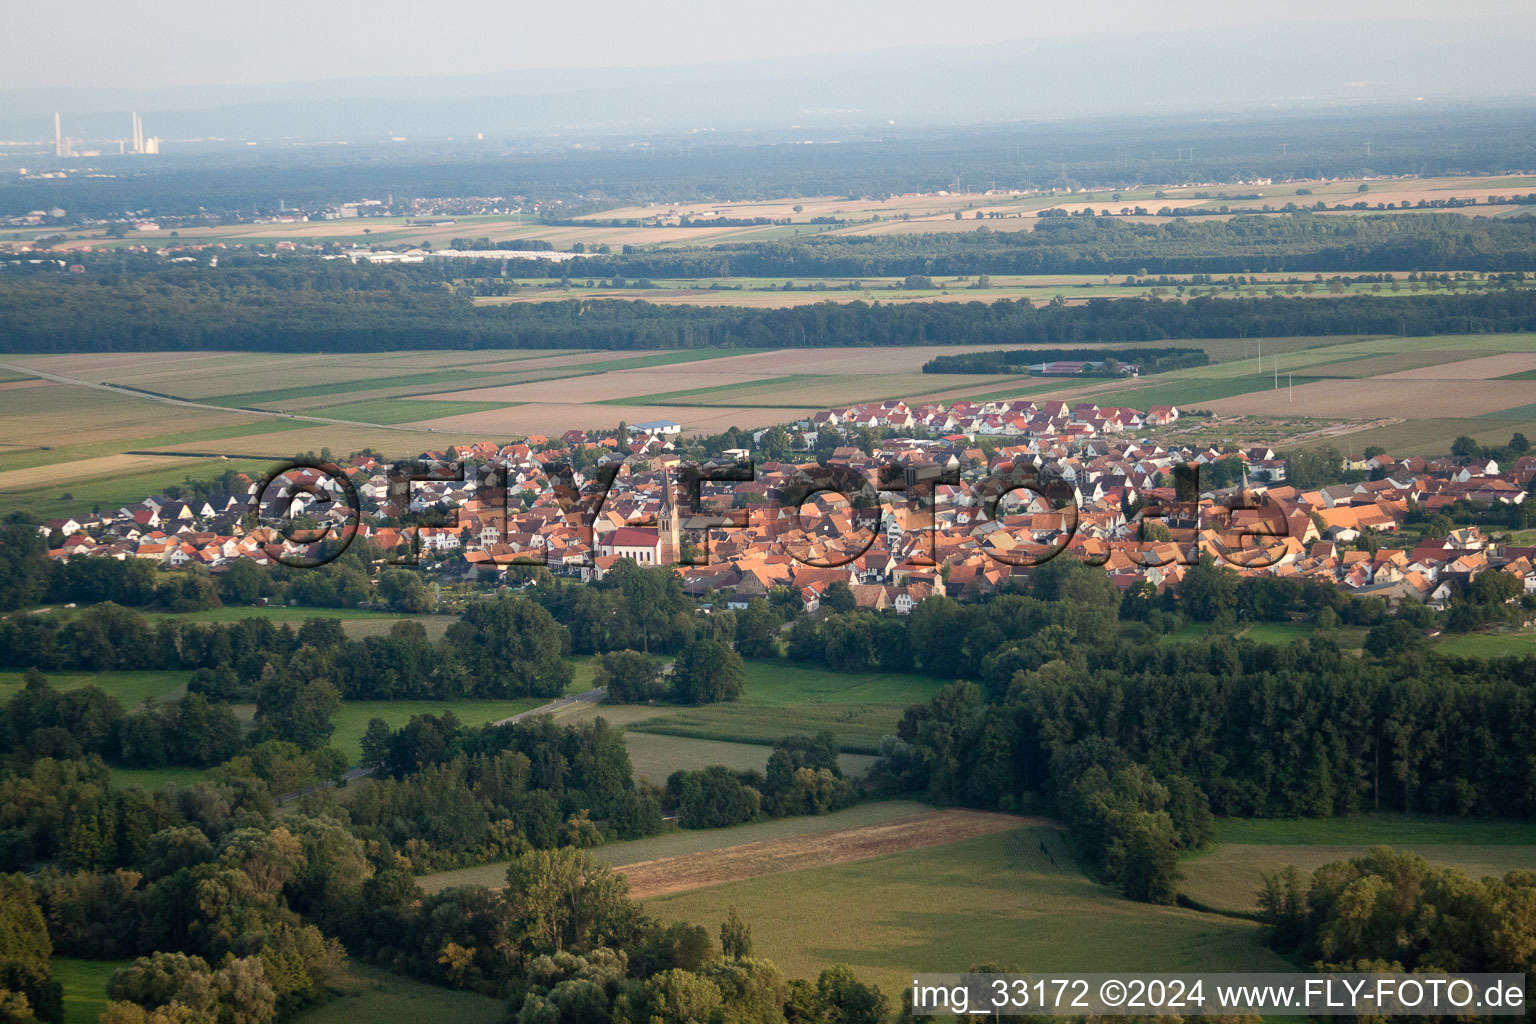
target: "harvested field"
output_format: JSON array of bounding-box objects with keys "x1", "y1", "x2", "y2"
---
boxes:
[
  {"x1": 1368, "y1": 352, "x2": 1536, "y2": 380},
  {"x1": 408, "y1": 402, "x2": 824, "y2": 436},
  {"x1": 0, "y1": 452, "x2": 196, "y2": 491},
  {"x1": 619, "y1": 809, "x2": 1033, "y2": 899},
  {"x1": 1202, "y1": 378, "x2": 1533, "y2": 419}
]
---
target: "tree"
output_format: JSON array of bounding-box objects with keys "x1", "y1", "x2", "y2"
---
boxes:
[
  {"x1": 669, "y1": 638, "x2": 744, "y2": 705},
  {"x1": 720, "y1": 907, "x2": 753, "y2": 960},
  {"x1": 378, "y1": 569, "x2": 431, "y2": 613},
  {"x1": 734, "y1": 600, "x2": 781, "y2": 660},
  {"x1": 445, "y1": 593, "x2": 572, "y2": 697},
  {"x1": 821, "y1": 581, "x2": 856, "y2": 614},
  {"x1": 0, "y1": 875, "x2": 62, "y2": 1024},
  {"x1": 594, "y1": 650, "x2": 664, "y2": 704},
  {"x1": 503, "y1": 847, "x2": 635, "y2": 955},
  {"x1": 359, "y1": 718, "x2": 393, "y2": 768}
]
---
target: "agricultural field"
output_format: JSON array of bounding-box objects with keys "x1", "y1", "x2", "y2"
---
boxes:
[
  {"x1": 7, "y1": 330, "x2": 1535, "y2": 515},
  {"x1": 14, "y1": 174, "x2": 1536, "y2": 254},
  {"x1": 619, "y1": 809, "x2": 1025, "y2": 899},
  {"x1": 419, "y1": 799, "x2": 937, "y2": 891},
  {"x1": 648, "y1": 825, "x2": 1291, "y2": 998},
  {"x1": 1181, "y1": 816, "x2": 1536, "y2": 916}
]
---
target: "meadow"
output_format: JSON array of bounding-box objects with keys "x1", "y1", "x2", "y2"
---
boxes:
[
  {"x1": 1181, "y1": 816, "x2": 1536, "y2": 916},
  {"x1": 0, "y1": 668, "x2": 189, "y2": 704},
  {"x1": 52, "y1": 957, "x2": 131, "y2": 1024},
  {"x1": 623, "y1": 661, "x2": 945, "y2": 755},
  {"x1": 294, "y1": 961, "x2": 507, "y2": 1024},
  {"x1": 647, "y1": 825, "x2": 1291, "y2": 998},
  {"x1": 47, "y1": 956, "x2": 507, "y2": 1024}
]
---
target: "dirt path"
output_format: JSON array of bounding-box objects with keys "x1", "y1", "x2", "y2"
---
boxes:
[{"x1": 621, "y1": 809, "x2": 1040, "y2": 899}]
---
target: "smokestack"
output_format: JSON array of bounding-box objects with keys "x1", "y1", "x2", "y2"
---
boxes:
[{"x1": 54, "y1": 112, "x2": 62, "y2": 157}]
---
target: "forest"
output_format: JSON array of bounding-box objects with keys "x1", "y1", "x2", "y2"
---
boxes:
[
  {"x1": 921, "y1": 345, "x2": 1208, "y2": 375},
  {"x1": 490, "y1": 214, "x2": 1536, "y2": 279},
  {"x1": 5, "y1": 265, "x2": 1536, "y2": 353}
]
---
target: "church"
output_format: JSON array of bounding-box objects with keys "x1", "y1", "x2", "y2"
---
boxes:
[{"x1": 595, "y1": 468, "x2": 682, "y2": 565}]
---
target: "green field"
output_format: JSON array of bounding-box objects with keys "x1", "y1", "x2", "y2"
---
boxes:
[
  {"x1": 1210, "y1": 815, "x2": 1536, "y2": 846},
  {"x1": 622, "y1": 661, "x2": 944, "y2": 756},
  {"x1": 52, "y1": 957, "x2": 131, "y2": 1024},
  {"x1": 110, "y1": 766, "x2": 209, "y2": 791},
  {"x1": 419, "y1": 798, "x2": 935, "y2": 892},
  {"x1": 296, "y1": 961, "x2": 506, "y2": 1024},
  {"x1": 53, "y1": 948, "x2": 513, "y2": 1024},
  {"x1": 1182, "y1": 815, "x2": 1536, "y2": 916},
  {"x1": 1434, "y1": 630, "x2": 1536, "y2": 658},
  {"x1": 0, "y1": 669, "x2": 189, "y2": 705},
  {"x1": 329, "y1": 697, "x2": 547, "y2": 764},
  {"x1": 648, "y1": 826, "x2": 1290, "y2": 998},
  {"x1": 142, "y1": 605, "x2": 461, "y2": 641},
  {"x1": 0, "y1": 457, "x2": 277, "y2": 519}
]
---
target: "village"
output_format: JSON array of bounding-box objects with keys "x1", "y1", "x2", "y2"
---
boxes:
[{"x1": 33, "y1": 395, "x2": 1536, "y2": 617}]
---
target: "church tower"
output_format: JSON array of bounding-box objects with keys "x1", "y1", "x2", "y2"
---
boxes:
[{"x1": 657, "y1": 466, "x2": 681, "y2": 564}]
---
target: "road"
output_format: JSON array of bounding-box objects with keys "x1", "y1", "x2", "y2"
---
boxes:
[
  {"x1": 493, "y1": 685, "x2": 607, "y2": 726},
  {"x1": 278, "y1": 686, "x2": 608, "y2": 803}
]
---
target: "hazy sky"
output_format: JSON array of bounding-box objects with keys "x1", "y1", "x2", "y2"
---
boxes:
[{"x1": 8, "y1": 0, "x2": 1533, "y2": 90}]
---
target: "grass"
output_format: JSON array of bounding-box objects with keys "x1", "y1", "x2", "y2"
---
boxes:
[
  {"x1": 141, "y1": 605, "x2": 460, "y2": 640},
  {"x1": 619, "y1": 662, "x2": 947, "y2": 755},
  {"x1": 648, "y1": 826, "x2": 1290, "y2": 998},
  {"x1": 627, "y1": 699, "x2": 904, "y2": 755},
  {"x1": 330, "y1": 697, "x2": 548, "y2": 764},
  {"x1": 53, "y1": 957, "x2": 131, "y2": 1024},
  {"x1": 296, "y1": 960, "x2": 506, "y2": 1024},
  {"x1": 1160, "y1": 621, "x2": 1369, "y2": 649},
  {"x1": 623, "y1": 731, "x2": 778, "y2": 783},
  {"x1": 1185, "y1": 816, "x2": 1536, "y2": 915},
  {"x1": 419, "y1": 799, "x2": 935, "y2": 892},
  {"x1": 1434, "y1": 630, "x2": 1536, "y2": 658},
  {"x1": 1210, "y1": 814, "x2": 1536, "y2": 846},
  {"x1": 0, "y1": 669, "x2": 189, "y2": 705},
  {"x1": 736, "y1": 661, "x2": 947, "y2": 706},
  {"x1": 0, "y1": 457, "x2": 276, "y2": 519},
  {"x1": 110, "y1": 766, "x2": 209, "y2": 791},
  {"x1": 1495, "y1": 368, "x2": 1536, "y2": 380}
]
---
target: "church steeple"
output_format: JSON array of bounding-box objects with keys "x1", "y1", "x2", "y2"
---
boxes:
[{"x1": 657, "y1": 465, "x2": 681, "y2": 564}]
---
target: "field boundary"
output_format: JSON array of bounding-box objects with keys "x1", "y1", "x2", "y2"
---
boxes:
[{"x1": 622, "y1": 809, "x2": 1041, "y2": 899}]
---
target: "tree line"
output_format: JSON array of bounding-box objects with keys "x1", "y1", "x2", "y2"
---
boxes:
[
  {"x1": 6, "y1": 262, "x2": 1536, "y2": 353},
  {"x1": 922, "y1": 345, "x2": 1208, "y2": 375}
]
